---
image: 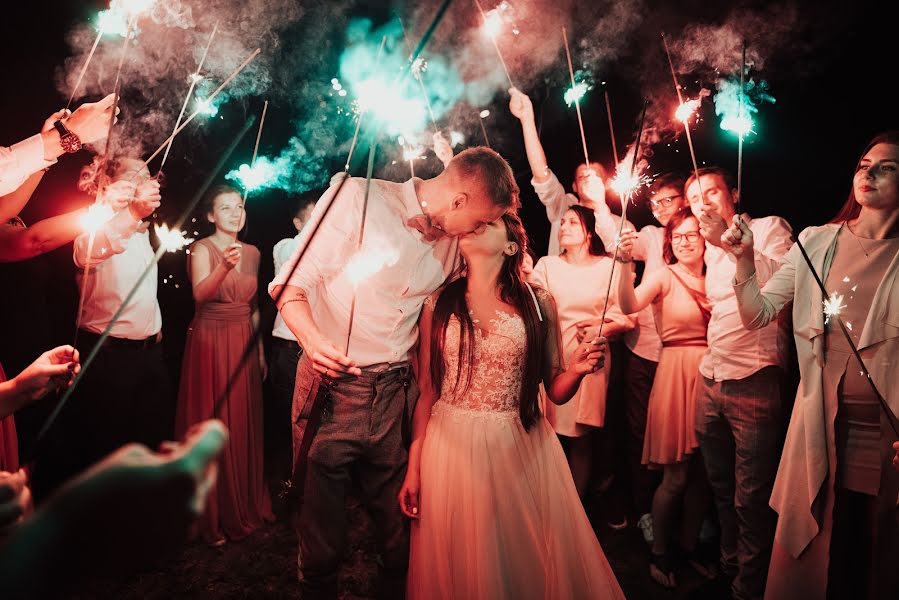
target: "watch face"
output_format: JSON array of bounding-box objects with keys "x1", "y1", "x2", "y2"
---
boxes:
[{"x1": 61, "y1": 132, "x2": 82, "y2": 154}]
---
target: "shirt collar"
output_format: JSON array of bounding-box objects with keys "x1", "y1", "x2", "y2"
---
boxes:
[{"x1": 401, "y1": 177, "x2": 426, "y2": 219}]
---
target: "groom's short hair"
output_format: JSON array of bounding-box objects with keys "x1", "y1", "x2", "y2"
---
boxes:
[{"x1": 447, "y1": 147, "x2": 520, "y2": 212}]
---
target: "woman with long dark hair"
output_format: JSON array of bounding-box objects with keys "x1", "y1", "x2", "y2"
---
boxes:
[
  {"x1": 722, "y1": 131, "x2": 899, "y2": 598},
  {"x1": 530, "y1": 205, "x2": 634, "y2": 501},
  {"x1": 401, "y1": 212, "x2": 624, "y2": 599}
]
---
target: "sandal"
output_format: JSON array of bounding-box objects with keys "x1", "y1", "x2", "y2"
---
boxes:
[{"x1": 649, "y1": 552, "x2": 677, "y2": 588}]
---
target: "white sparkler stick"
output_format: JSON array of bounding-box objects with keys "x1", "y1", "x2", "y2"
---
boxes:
[{"x1": 158, "y1": 21, "x2": 219, "y2": 173}]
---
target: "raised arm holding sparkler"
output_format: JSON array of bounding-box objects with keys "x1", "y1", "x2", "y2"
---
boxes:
[
  {"x1": 720, "y1": 131, "x2": 899, "y2": 598},
  {"x1": 508, "y1": 86, "x2": 618, "y2": 256}
]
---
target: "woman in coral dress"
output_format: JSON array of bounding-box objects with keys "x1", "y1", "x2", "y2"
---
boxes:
[
  {"x1": 176, "y1": 185, "x2": 272, "y2": 544},
  {"x1": 618, "y1": 210, "x2": 714, "y2": 587},
  {"x1": 402, "y1": 212, "x2": 625, "y2": 599}
]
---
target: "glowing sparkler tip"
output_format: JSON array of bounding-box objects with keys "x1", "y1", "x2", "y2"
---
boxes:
[
  {"x1": 823, "y1": 292, "x2": 847, "y2": 325},
  {"x1": 720, "y1": 114, "x2": 754, "y2": 136},
  {"x1": 479, "y1": 109, "x2": 490, "y2": 119},
  {"x1": 80, "y1": 203, "x2": 116, "y2": 234},
  {"x1": 564, "y1": 82, "x2": 591, "y2": 107},
  {"x1": 155, "y1": 224, "x2": 195, "y2": 252},
  {"x1": 482, "y1": 10, "x2": 503, "y2": 39},
  {"x1": 610, "y1": 170, "x2": 652, "y2": 201},
  {"x1": 675, "y1": 99, "x2": 701, "y2": 123},
  {"x1": 195, "y1": 97, "x2": 218, "y2": 117}
]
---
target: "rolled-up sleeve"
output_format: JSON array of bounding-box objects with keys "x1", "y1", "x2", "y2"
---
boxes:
[
  {"x1": 0, "y1": 134, "x2": 57, "y2": 196},
  {"x1": 269, "y1": 178, "x2": 361, "y2": 307}
]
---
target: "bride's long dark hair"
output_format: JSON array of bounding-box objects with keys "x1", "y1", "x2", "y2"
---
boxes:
[{"x1": 429, "y1": 212, "x2": 545, "y2": 430}]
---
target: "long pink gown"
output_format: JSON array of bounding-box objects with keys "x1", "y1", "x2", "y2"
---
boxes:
[
  {"x1": 176, "y1": 238, "x2": 272, "y2": 542},
  {"x1": 408, "y1": 307, "x2": 626, "y2": 599}
]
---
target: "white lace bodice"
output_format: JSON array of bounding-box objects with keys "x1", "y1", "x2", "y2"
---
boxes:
[{"x1": 438, "y1": 309, "x2": 525, "y2": 415}]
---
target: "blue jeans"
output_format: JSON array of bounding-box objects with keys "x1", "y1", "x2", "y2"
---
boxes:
[{"x1": 695, "y1": 366, "x2": 783, "y2": 600}]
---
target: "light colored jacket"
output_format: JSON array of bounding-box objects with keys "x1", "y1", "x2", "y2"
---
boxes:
[{"x1": 733, "y1": 223, "x2": 899, "y2": 558}]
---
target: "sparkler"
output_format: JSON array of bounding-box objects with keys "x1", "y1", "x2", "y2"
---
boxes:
[
  {"x1": 602, "y1": 83, "x2": 620, "y2": 167},
  {"x1": 344, "y1": 36, "x2": 388, "y2": 171},
  {"x1": 478, "y1": 109, "x2": 491, "y2": 148},
  {"x1": 791, "y1": 235, "x2": 899, "y2": 438},
  {"x1": 562, "y1": 27, "x2": 590, "y2": 169},
  {"x1": 598, "y1": 100, "x2": 648, "y2": 339},
  {"x1": 473, "y1": 0, "x2": 515, "y2": 88},
  {"x1": 158, "y1": 21, "x2": 219, "y2": 173},
  {"x1": 139, "y1": 47, "x2": 262, "y2": 171},
  {"x1": 66, "y1": 28, "x2": 104, "y2": 111},
  {"x1": 73, "y1": 202, "x2": 116, "y2": 348},
  {"x1": 398, "y1": 17, "x2": 440, "y2": 134},
  {"x1": 661, "y1": 32, "x2": 704, "y2": 198},
  {"x1": 736, "y1": 42, "x2": 746, "y2": 215},
  {"x1": 242, "y1": 100, "x2": 270, "y2": 202},
  {"x1": 155, "y1": 223, "x2": 194, "y2": 252}
]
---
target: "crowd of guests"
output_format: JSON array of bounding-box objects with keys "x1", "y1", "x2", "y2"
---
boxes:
[{"x1": 0, "y1": 85, "x2": 898, "y2": 600}]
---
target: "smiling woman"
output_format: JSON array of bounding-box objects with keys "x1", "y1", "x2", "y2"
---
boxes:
[{"x1": 723, "y1": 131, "x2": 899, "y2": 599}]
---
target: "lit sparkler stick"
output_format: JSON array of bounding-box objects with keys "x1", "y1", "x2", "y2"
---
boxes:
[
  {"x1": 344, "y1": 36, "x2": 387, "y2": 171},
  {"x1": 598, "y1": 100, "x2": 648, "y2": 339},
  {"x1": 35, "y1": 115, "x2": 258, "y2": 451},
  {"x1": 139, "y1": 47, "x2": 262, "y2": 170},
  {"x1": 155, "y1": 223, "x2": 195, "y2": 252},
  {"x1": 72, "y1": 203, "x2": 116, "y2": 347},
  {"x1": 398, "y1": 17, "x2": 440, "y2": 134},
  {"x1": 478, "y1": 109, "x2": 491, "y2": 148},
  {"x1": 242, "y1": 100, "x2": 269, "y2": 202},
  {"x1": 158, "y1": 21, "x2": 219, "y2": 174},
  {"x1": 791, "y1": 236, "x2": 899, "y2": 438},
  {"x1": 602, "y1": 83, "x2": 620, "y2": 166},
  {"x1": 661, "y1": 32, "x2": 704, "y2": 198},
  {"x1": 736, "y1": 41, "x2": 746, "y2": 215},
  {"x1": 473, "y1": 0, "x2": 515, "y2": 88},
  {"x1": 562, "y1": 27, "x2": 590, "y2": 169},
  {"x1": 66, "y1": 28, "x2": 104, "y2": 112},
  {"x1": 102, "y1": 13, "x2": 137, "y2": 162}
]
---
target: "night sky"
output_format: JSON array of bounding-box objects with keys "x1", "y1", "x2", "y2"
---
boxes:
[{"x1": 1, "y1": 0, "x2": 897, "y2": 406}]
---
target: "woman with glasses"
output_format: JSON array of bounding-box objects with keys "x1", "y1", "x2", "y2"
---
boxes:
[{"x1": 617, "y1": 209, "x2": 714, "y2": 588}]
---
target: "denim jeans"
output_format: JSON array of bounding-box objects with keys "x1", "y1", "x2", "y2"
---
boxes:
[{"x1": 695, "y1": 365, "x2": 783, "y2": 600}]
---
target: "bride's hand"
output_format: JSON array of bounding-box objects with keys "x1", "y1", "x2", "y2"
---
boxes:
[
  {"x1": 398, "y1": 470, "x2": 421, "y2": 519},
  {"x1": 571, "y1": 336, "x2": 607, "y2": 375}
]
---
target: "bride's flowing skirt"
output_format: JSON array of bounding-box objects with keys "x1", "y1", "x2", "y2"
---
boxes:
[{"x1": 409, "y1": 402, "x2": 626, "y2": 600}]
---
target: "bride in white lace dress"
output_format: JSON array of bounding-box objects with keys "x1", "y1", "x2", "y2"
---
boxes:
[{"x1": 401, "y1": 213, "x2": 626, "y2": 599}]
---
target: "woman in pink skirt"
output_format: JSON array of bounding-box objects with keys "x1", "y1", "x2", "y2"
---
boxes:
[
  {"x1": 617, "y1": 209, "x2": 714, "y2": 588},
  {"x1": 176, "y1": 184, "x2": 272, "y2": 545}
]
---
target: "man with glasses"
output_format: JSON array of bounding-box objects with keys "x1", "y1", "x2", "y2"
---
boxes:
[{"x1": 687, "y1": 166, "x2": 793, "y2": 600}]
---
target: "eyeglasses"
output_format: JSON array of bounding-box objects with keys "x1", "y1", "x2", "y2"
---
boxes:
[
  {"x1": 671, "y1": 231, "x2": 702, "y2": 244},
  {"x1": 649, "y1": 194, "x2": 683, "y2": 208}
]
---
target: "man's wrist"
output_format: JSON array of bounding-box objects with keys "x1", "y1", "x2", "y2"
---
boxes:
[{"x1": 40, "y1": 130, "x2": 65, "y2": 162}]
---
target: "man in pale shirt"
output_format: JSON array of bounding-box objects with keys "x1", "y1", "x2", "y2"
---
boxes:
[
  {"x1": 594, "y1": 172, "x2": 687, "y2": 536},
  {"x1": 689, "y1": 167, "x2": 793, "y2": 600},
  {"x1": 30, "y1": 157, "x2": 168, "y2": 500},
  {"x1": 268, "y1": 193, "x2": 317, "y2": 495},
  {"x1": 0, "y1": 95, "x2": 115, "y2": 205},
  {"x1": 270, "y1": 147, "x2": 518, "y2": 599}
]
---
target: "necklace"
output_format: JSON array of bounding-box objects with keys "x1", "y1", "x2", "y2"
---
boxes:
[{"x1": 845, "y1": 221, "x2": 870, "y2": 258}]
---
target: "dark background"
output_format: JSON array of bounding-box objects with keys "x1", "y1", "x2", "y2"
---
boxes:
[{"x1": 1, "y1": 0, "x2": 896, "y2": 451}]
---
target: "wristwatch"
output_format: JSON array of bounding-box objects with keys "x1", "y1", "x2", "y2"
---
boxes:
[{"x1": 53, "y1": 120, "x2": 82, "y2": 154}]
